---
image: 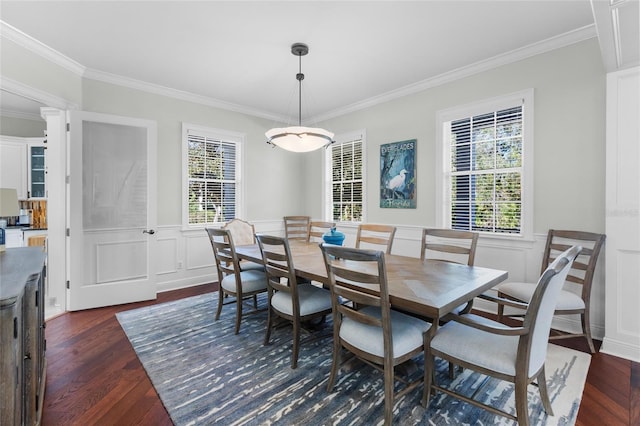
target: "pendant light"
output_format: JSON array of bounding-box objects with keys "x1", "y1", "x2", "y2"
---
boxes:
[{"x1": 265, "y1": 43, "x2": 334, "y2": 153}]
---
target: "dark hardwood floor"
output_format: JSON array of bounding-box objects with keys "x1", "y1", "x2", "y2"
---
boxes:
[{"x1": 42, "y1": 284, "x2": 638, "y2": 425}]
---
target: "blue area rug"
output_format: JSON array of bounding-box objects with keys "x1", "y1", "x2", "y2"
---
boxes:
[{"x1": 116, "y1": 292, "x2": 590, "y2": 425}]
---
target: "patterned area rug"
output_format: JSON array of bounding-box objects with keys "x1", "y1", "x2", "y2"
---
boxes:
[{"x1": 116, "y1": 292, "x2": 591, "y2": 425}]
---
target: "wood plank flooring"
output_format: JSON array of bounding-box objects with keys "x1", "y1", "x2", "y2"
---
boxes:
[{"x1": 42, "y1": 284, "x2": 638, "y2": 425}]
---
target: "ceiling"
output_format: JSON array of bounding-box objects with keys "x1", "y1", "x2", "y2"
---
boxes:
[{"x1": 0, "y1": 1, "x2": 638, "y2": 123}]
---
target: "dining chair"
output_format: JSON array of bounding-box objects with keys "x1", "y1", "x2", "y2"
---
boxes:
[
  {"x1": 206, "y1": 228, "x2": 268, "y2": 335},
  {"x1": 355, "y1": 223, "x2": 396, "y2": 254},
  {"x1": 283, "y1": 215, "x2": 310, "y2": 240},
  {"x1": 495, "y1": 229, "x2": 605, "y2": 353},
  {"x1": 223, "y1": 218, "x2": 263, "y2": 270},
  {"x1": 308, "y1": 220, "x2": 336, "y2": 242},
  {"x1": 256, "y1": 234, "x2": 333, "y2": 369},
  {"x1": 421, "y1": 228, "x2": 479, "y2": 315},
  {"x1": 320, "y1": 244, "x2": 431, "y2": 425},
  {"x1": 423, "y1": 245, "x2": 582, "y2": 426}
]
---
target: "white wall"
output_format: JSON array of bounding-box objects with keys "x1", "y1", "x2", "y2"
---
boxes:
[
  {"x1": 2, "y1": 31, "x2": 611, "y2": 345},
  {"x1": 307, "y1": 39, "x2": 606, "y2": 234}
]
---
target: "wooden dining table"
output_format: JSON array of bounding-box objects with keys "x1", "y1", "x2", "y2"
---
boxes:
[{"x1": 234, "y1": 240, "x2": 508, "y2": 324}]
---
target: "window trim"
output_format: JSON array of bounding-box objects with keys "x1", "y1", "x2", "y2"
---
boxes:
[
  {"x1": 435, "y1": 89, "x2": 534, "y2": 240},
  {"x1": 324, "y1": 129, "x2": 367, "y2": 224},
  {"x1": 181, "y1": 122, "x2": 245, "y2": 229}
]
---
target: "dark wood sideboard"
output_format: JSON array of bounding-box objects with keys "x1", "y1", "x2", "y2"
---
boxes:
[{"x1": 1, "y1": 247, "x2": 47, "y2": 425}]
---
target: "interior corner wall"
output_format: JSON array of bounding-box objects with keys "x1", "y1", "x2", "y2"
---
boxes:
[
  {"x1": 0, "y1": 38, "x2": 82, "y2": 107},
  {"x1": 0, "y1": 115, "x2": 46, "y2": 137},
  {"x1": 308, "y1": 39, "x2": 606, "y2": 236}
]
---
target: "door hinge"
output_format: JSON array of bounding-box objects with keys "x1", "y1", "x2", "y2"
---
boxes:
[
  {"x1": 66, "y1": 122, "x2": 70, "y2": 132},
  {"x1": 66, "y1": 280, "x2": 70, "y2": 289},
  {"x1": 65, "y1": 175, "x2": 70, "y2": 184},
  {"x1": 66, "y1": 228, "x2": 70, "y2": 237}
]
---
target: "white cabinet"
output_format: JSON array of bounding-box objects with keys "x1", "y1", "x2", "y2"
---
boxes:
[
  {"x1": 0, "y1": 139, "x2": 28, "y2": 200},
  {"x1": 0, "y1": 136, "x2": 46, "y2": 200},
  {"x1": 27, "y1": 141, "x2": 47, "y2": 199},
  {"x1": 4, "y1": 229, "x2": 24, "y2": 248}
]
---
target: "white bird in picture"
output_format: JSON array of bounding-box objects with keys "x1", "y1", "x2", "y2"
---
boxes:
[{"x1": 387, "y1": 169, "x2": 408, "y2": 191}]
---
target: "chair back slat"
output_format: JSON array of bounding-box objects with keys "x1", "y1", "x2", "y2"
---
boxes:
[
  {"x1": 541, "y1": 230, "x2": 606, "y2": 299},
  {"x1": 320, "y1": 244, "x2": 390, "y2": 332},
  {"x1": 284, "y1": 216, "x2": 311, "y2": 240},
  {"x1": 309, "y1": 221, "x2": 336, "y2": 242},
  {"x1": 421, "y1": 228, "x2": 479, "y2": 265},
  {"x1": 355, "y1": 224, "x2": 396, "y2": 254},
  {"x1": 256, "y1": 234, "x2": 298, "y2": 296},
  {"x1": 206, "y1": 228, "x2": 241, "y2": 279}
]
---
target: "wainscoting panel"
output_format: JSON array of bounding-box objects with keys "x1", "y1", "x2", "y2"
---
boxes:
[{"x1": 156, "y1": 236, "x2": 178, "y2": 275}]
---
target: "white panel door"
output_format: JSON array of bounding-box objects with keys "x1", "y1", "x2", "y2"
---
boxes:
[
  {"x1": 67, "y1": 111, "x2": 157, "y2": 310},
  {"x1": 602, "y1": 67, "x2": 640, "y2": 361}
]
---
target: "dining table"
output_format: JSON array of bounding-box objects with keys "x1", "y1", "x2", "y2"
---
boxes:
[{"x1": 234, "y1": 240, "x2": 508, "y2": 326}]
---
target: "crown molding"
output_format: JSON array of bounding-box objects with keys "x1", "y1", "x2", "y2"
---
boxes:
[
  {"x1": 0, "y1": 20, "x2": 86, "y2": 76},
  {"x1": 0, "y1": 76, "x2": 79, "y2": 110},
  {"x1": 83, "y1": 68, "x2": 288, "y2": 123},
  {"x1": 2, "y1": 18, "x2": 597, "y2": 124},
  {"x1": 312, "y1": 24, "x2": 598, "y2": 123}
]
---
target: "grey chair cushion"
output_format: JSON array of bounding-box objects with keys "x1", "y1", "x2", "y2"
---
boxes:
[
  {"x1": 271, "y1": 284, "x2": 332, "y2": 316},
  {"x1": 430, "y1": 314, "x2": 528, "y2": 376},
  {"x1": 221, "y1": 269, "x2": 267, "y2": 293},
  {"x1": 239, "y1": 260, "x2": 265, "y2": 272},
  {"x1": 340, "y1": 306, "x2": 431, "y2": 359},
  {"x1": 497, "y1": 282, "x2": 585, "y2": 310}
]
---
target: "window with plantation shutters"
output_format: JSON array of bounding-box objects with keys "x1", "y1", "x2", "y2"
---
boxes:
[
  {"x1": 326, "y1": 131, "x2": 365, "y2": 222},
  {"x1": 437, "y1": 91, "x2": 533, "y2": 238},
  {"x1": 182, "y1": 124, "x2": 243, "y2": 226}
]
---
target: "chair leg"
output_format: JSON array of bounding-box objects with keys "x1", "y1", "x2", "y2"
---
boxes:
[
  {"x1": 514, "y1": 376, "x2": 530, "y2": 426},
  {"x1": 582, "y1": 311, "x2": 596, "y2": 353},
  {"x1": 383, "y1": 358, "x2": 394, "y2": 426},
  {"x1": 537, "y1": 366, "x2": 554, "y2": 416},
  {"x1": 327, "y1": 336, "x2": 341, "y2": 392},
  {"x1": 422, "y1": 352, "x2": 435, "y2": 407},
  {"x1": 497, "y1": 291, "x2": 505, "y2": 322},
  {"x1": 253, "y1": 294, "x2": 258, "y2": 309},
  {"x1": 234, "y1": 295, "x2": 243, "y2": 335},
  {"x1": 215, "y1": 289, "x2": 224, "y2": 320},
  {"x1": 264, "y1": 306, "x2": 273, "y2": 345},
  {"x1": 291, "y1": 319, "x2": 300, "y2": 369}
]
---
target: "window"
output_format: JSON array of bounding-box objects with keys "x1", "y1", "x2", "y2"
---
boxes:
[
  {"x1": 325, "y1": 130, "x2": 366, "y2": 222},
  {"x1": 182, "y1": 123, "x2": 243, "y2": 227},
  {"x1": 436, "y1": 90, "x2": 533, "y2": 238}
]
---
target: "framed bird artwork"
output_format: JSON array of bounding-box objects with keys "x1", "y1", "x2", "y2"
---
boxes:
[{"x1": 380, "y1": 139, "x2": 416, "y2": 208}]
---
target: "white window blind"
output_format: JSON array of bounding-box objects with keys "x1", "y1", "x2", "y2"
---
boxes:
[
  {"x1": 328, "y1": 134, "x2": 364, "y2": 222},
  {"x1": 186, "y1": 132, "x2": 238, "y2": 225},
  {"x1": 448, "y1": 105, "x2": 523, "y2": 234}
]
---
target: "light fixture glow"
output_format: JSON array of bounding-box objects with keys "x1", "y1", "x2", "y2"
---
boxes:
[{"x1": 266, "y1": 43, "x2": 334, "y2": 153}]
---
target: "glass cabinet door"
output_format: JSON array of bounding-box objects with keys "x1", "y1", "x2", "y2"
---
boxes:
[{"x1": 29, "y1": 145, "x2": 46, "y2": 198}]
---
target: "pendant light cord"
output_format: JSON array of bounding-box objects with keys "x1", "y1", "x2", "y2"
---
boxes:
[{"x1": 296, "y1": 53, "x2": 304, "y2": 126}]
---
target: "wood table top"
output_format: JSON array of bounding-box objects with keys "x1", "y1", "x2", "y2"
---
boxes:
[{"x1": 234, "y1": 241, "x2": 508, "y2": 319}]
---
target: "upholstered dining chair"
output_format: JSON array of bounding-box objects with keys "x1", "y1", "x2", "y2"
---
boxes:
[
  {"x1": 256, "y1": 234, "x2": 333, "y2": 369},
  {"x1": 421, "y1": 228, "x2": 479, "y2": 315},
  {"x1": 355, "y1": 223, "x2": 396, "y2": 254},
  {"x1": 308, "y1": 220, "x2": 336, "y2": 242},
  {"x1": 495, "y1": 229, "x2": 605, "y2": 353},
  {"x1": 320, "y1": 244, "x2": 431, "y2": 426},
  {"x1": 223, "y1": 218, "x2": 263, "y2": 270},
  {"x1": 283, "y1": 216, "x2": 310, "y2": 240},
  {"x1": 206, "y1": 228, "x2": 268, "y2": 335},
  {"x1": 423, "y1": 245, "x2": 582, "y2": 426}
]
